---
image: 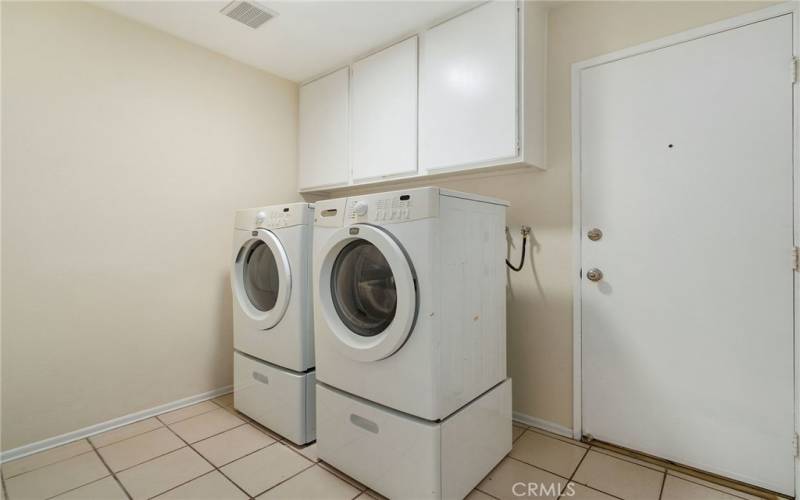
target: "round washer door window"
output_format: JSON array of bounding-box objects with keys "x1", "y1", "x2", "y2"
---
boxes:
[
  {"x1": 232, "y1": 229, "x2": 291, "y2": 330},
  {"x1": 243, "y1": 240, "x2": 280, "y2": 312},
  {"x1": 331, "y1": 240, "x2": 397, "y2": 337},
  {"x1": 317, "y1": 224, "x2": 417, "y2": 362}
]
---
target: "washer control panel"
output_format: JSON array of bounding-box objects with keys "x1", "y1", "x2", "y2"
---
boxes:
[
  {"x1": 235, "y1": 203, "x2": 313, "y2": 230},
  {"x1": 344, "y1": 187, "x2": 439, "y2": 224}
]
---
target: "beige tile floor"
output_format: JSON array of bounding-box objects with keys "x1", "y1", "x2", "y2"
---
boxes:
[{"x1": 0, "y1": 394, "x2": 782, "y2": 500}]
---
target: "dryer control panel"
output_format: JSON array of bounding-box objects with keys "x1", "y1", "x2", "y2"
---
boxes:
[{"x1": 343, "y1": 187, "x2": 439, "y2": 224}]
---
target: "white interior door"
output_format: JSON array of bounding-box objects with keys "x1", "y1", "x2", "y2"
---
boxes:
[{"x1": 579, "y1": 14, "x2": 795, "y2": 495}]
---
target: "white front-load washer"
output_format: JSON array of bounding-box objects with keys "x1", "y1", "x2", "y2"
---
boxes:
[
  {"x1": 313, "y1": 187, "x2": 512, "y2": 499},
  {"x1": 232, "y1": 203, "x2": 315, "y2": 444}
]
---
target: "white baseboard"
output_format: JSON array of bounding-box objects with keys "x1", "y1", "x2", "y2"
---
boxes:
[
  {"x1": 513, "y1": 411, "x2": 574, "y2": 439},
  {"x1": 1, "y1": 385, "x2": 233, "y2": 463}
]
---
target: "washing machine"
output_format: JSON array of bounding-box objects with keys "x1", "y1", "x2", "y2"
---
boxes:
[
  {"x1": 231, "y1": 203, "x2": 315, "y2": 444},
  {"x1": 313, "y1": 187, "x2": 512, "y2": 499}
]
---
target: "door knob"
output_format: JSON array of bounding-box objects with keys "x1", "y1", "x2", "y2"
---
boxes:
[
  {"x1": 586, "y1": 268, "x2": 603, "y2": 282},
  {"x1": 587, "y1": 228, "x2": 603, "y2": 241}
]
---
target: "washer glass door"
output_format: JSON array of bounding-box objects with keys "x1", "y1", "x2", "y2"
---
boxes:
[
  {"x1": 233, "y1": 229, "x2": 291, "y2": 329},
  {"x1": 319, "y1": 224, "x2": 417, "y2": 361},
  {"x1": 332, "y1": 239, "x2": 397, "y2": 337},
  {"x1": 244, "y1": 240, "x2": 281, "y2": 312}
]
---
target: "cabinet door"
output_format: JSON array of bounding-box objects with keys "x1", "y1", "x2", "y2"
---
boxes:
[
  {"x1": 299, "y1": 68, "x2": 349, "y2": 190},
  {"x1": 419, "y1": 1, "x2": 517, "y2": 172},
  {"x1": 351, "y1": 37, "x2": 418, "y2": 182}
]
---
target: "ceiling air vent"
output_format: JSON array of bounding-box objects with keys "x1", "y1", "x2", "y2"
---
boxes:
[{"x1": 220, "y1": 1, "x2": 277, "y2": 29}]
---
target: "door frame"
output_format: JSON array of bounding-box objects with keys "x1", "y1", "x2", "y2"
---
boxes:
[{"x1": 570, "y1": 0, "x2": 799, "y2": 491}]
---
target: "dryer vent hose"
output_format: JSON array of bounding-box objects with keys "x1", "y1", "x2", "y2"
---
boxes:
[{"x1": 506, "y1": 226, "x2": 531, "y2": 272}]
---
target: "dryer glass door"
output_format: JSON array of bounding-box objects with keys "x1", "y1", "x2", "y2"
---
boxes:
[{"x1": 319, "y1": 224, "x2": 417, "y2": 362}]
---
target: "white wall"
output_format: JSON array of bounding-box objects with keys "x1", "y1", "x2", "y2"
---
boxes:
[{"x1": 1, "y1": 1, "x2": 299, "y2": 450}]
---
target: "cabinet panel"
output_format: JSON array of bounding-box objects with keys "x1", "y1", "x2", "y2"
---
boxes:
[
  {"x1": 299, "y1": 68, "x2": 349, "y2": 190},
  {"x1": 419, "y1": 1, "x2": 518, "y2": 172},
  {"x1": 351, "y1": 37, "x2": 418, "y2": 182}
]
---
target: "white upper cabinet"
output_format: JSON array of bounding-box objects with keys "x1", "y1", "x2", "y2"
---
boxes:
[
  {"x1": 298, "y1": 68, "x2": 349, "y2": 191},
  {"x1": 420, "y1": 1, "x2": 517, "y2": 172},
  {"x1": 351, "y1": 37, "x2": 418, "y2": 183},
  {"x1": 296, "y1": 1, "x2": 546, "y2": 193}
]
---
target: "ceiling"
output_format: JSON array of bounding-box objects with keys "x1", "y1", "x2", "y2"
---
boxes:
[{"x1": 96, "y1": 1, "x2": 478, "y2": 82}]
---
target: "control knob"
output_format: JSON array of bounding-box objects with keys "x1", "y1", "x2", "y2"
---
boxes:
[{"x1": 353, "y1": 201, "x2": 368, "y2": 216}]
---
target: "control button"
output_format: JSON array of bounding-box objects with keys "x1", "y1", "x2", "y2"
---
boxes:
[
  {"x1": 376, "y1": 209, "x2": 384, "y2": 221},
  {"x1": 353, "y1": 201, "x2": 368, "y2": 216},
  {"x1": 401, "y1": 208, "x2": 409, "y2": 219}
]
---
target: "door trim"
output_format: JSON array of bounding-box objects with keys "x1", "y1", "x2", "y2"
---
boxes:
[{"x1": 570, "y1": 0, "x2": 799, "y2": 492}]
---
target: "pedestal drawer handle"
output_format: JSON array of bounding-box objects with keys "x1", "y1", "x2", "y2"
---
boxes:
[
  {"x1": 350, "y1": 414, "x2": 379, "y2": 434},
  {"x1": 252, "y1": 372, "x2": 269, "y2": 385}
]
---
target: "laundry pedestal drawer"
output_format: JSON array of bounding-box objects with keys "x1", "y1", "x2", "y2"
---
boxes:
[
  {"x1": 233, "y1": 351, "x2": 315, "y2": 444},
  {"x1": 316, "y1": 379, "x2": 512, "y2": 499}
]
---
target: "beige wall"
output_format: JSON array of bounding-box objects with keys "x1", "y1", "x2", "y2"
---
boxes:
[
  {"x1": 1, "y1": 0, "x2": 777, "y2": 452},
  {"x1": 339, "y1": 1, "x2": 774, "y2": 431},
  {"x1": 1, "y1": 2, "x2": 299, "y2": 450}
]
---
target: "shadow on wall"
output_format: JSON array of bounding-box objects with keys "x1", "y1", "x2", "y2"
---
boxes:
[
  {"x1": 216, "y1": 272, "x2": 235, "y2": 386},
  {"x1": 505, "y1": 225, "x2": 547, "y2": 304}
]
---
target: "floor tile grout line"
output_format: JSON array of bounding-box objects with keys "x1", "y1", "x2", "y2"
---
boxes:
[
  {"x1": 156, "y1": 401, "x2": 227, "y2": 427},
  {"x1": 2, "y1": 449, "x2": 101, "y2": 487},
  {"x1": 85, "y1": 440, "x2": 133, "y2": 500},
  {"x1": 564, "y1": 448, "x2": 649, "y2": 500},
  {"x1": 229, "y1": 411, "x2": 284, "y2": 442},
  {"x1": 567, "y1": 482, "x2": 626, "y2": 500},
  {"x1": 5, "y1": 399, "x2": 227, "y2": 481},
  {"x1": 42, "y1": 474, "x2": 116, "y2": 500},
  {"x1": 1, "y1": 442, "x2": 100, "y2": 480},
  {"x1": 555, "y1": 445, "x2": 625, "y2": 500},
  {"x1": 181, "y1": 422, "x2": 250, "y2": 448},
  {"x1": 95, "y1": 425, "x2": 178, "y2": 456},
  {"x1": 318, "y1": 461, "x2": 369, "y2": 492},
  {"x1": 587, "y1": 443, "x2": 770, "y2": 499},
  {"x1": 145, "y1": 469, "x2": 222, "y2": 500},
  {"x1": 665, "y1": 472, "x2": 766, "y2": 500},
  {"x1": 505, "y1": 455, "x2": 576, "y2": 483},
  {"x1": 91, "y1": 422, "x2": 166, "y2": 450},
  {"x1": 658, "y1": 469, "x2": 667, "y2": 500},
  {"x1": 3, "y1": 398, "x2": 237, "y2": 499},
  {"x1": 523, "y1": 426, "x2": 588, "y2": 448},
  {"x1": 248, "y1": 462, "x2": 317, "y2": 498},
  {"x1": 279, "y1": 440, "x2": 320, "y2": 465},
  {"x1": 87, "y1": 437, "x2": 133, "y2": 500},
  {"x1": 567, "y1": 446, "x2": 590, "y2": 483},
  {"x1": 474, "y1": 486, "x2": 502, "y2": 500},
  {"x1": 8, "y1": 398, "x2": 228, "y2": 478},
  {"x1": 589, "y1": 444, "x2": 666, "y2": 472},
  {"x1": 558, "y1": 446, "x2": 593, "y2": 500},
  {"x1": 161, "y1": 420, "x2": 254, "y2": 500},
  {"x1": 211, "y1": 440, "x2": 279, "y2": 469},
  {"x1": 108, "y1": 443, "x2": 189, "y2": 475}
]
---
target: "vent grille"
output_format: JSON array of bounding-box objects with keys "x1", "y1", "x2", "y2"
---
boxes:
[{"x1": 220, "y1": 1, "x2": 276, "y2": 29}]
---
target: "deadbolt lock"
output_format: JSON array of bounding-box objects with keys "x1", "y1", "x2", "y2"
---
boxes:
[
  {"x1": 587, "y1": 228, "x2": 603, "y2": 241},
  {"x1": 586, "y1": 268, "x2": 603, "y2": 282}
]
